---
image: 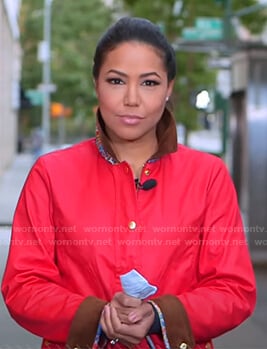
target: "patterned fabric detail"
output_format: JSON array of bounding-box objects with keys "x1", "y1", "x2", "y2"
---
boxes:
[
  {"x1": 92, "y1": 323, "x2": 103, "y2": 349},
  {"x1": 146, "y1": 335, "x2": 156, "y2": 349},
  {"x1": 147, "y1": 158, "x2": 158, "y2": 164},
  {"x1": 147, "y1": 300, "x2": 171, "y2": 349},
  {"x1": 95, "y1": 126, "x2": 159, "y2": 166},
  {"x1": 95, "y1": 127, "x2": 119, "y2": 165}
]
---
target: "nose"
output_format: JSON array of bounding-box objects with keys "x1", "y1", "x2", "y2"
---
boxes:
[{"x1": 123, "y1": 84, "x2": 140, "y2": 106}]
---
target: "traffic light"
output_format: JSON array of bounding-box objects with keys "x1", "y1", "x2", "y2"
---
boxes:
[
  {"x1": 20, "y1": 88, "x2": 32, "y2": 109},
  {"x1": 51, "y1": 102, "x2": 64, "y2": 118},
  {"x1": 50, "y1": 102, "x2": 72, "y2": 118}
]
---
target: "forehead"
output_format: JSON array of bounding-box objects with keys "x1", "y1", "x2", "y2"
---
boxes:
[{"x1": 100, "y1": 41, "x2": 166, "y2": 73}]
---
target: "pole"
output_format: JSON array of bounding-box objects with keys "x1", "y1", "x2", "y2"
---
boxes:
[
  {"x1": 234, "y1": 3, "x2": 267, "y2": 17},
  {"x1": 219, "y1": 0, "x2": 233, "y2": 157},
  {"x1": 58, "y1": 116, "x2": 66, "y2": 146},
  {"x1": 224, "y1": 0, "x2": 233, "y2": 49},
  {"x1": 41, "y1": 0, "x2": 52, "y2": 148}
]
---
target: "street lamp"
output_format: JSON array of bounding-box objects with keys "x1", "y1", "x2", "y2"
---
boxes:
[{"x1": 40, "y1": 0, "x2": 53, "y2": 148}]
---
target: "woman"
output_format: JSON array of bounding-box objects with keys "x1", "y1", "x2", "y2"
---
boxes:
[{"x1": 2, "y1": 17, "x2": 256, "y2": 349}]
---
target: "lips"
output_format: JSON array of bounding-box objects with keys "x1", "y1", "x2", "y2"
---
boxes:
[{"x1": 118, "y1": 114, "x2": 144, "y2": 125}]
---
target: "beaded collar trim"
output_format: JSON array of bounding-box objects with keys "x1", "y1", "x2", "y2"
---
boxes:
[{"x1": 95, "y1": 126, "x2": 158, "y2": 165}]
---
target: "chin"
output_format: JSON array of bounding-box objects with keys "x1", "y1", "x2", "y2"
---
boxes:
[{"x1": 115, "y1": 130, "x2": 144, "y2": 142}]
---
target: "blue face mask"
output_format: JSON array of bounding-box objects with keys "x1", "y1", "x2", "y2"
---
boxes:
[{"x1": 120, "y1": 269, "x2": 157, "y2": 299}]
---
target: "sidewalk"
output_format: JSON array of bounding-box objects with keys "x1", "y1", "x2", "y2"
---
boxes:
[
  {"x1": 214, "y1": 312, "x2": 267, "y2": 349},
  {"x1": 0, "y1": 153, "x2": 33, "y2": 225}
]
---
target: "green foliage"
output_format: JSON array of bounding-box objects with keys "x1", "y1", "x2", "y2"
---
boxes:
[
  {"x1": 232, "y1": 0, "x2": 267, "y2": 34},
  {"x1": 51, "y1": 1, "x2": 112, "y2": 116},
  {"x1": 20, "y1": 0, "x2": 267, "y2": 135},
  {"x1": 117, "y1": 0, "x2": 267, "y2": 131},
  {"x1": 20, "y1": 0, "x2": 113, "y2": 135},
  {"x1": 20, "y1": 0, "x2": 43, "y2": 89}
]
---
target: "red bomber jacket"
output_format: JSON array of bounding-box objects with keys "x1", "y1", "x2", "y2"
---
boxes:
[{"x1": 2, "y1": 110, "x2": 256, "y2": 349}]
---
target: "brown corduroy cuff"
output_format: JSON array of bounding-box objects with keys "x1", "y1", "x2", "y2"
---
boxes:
[
  {"x1": 151, "y1": 295, "x2": 195, "y2": 349},
  {"x1": 66, "y1": 296, "x2": 107, "y2": 349}
]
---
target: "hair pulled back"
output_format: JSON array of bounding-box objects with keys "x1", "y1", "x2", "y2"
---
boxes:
[{"x1": 92, "y1": 17, "x2": 176, "y2": 82}]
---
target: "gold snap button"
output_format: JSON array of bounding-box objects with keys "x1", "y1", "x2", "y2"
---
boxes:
[
  {"x1": 179, "y1": 343, "x2": 188, "y2": 349},
  {"x1": 128, "y1": 221, "x2": 137, "y2": 230},
  {"x1": 144, "y1": 169, "x2": 150, "y2": 176}
]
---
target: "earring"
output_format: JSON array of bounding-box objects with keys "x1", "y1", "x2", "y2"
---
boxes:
[{"x1": 166, "y1": 96, "x2": 169, "y2": 102}]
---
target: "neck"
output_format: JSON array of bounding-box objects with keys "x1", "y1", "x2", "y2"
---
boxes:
[{"x1": 111, "y1": 137, "x2": 158, "y2": 178}]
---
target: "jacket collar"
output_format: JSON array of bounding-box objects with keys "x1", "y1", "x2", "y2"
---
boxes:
[{"x1": 95, "y1": 108, "x2": 178, "y2": 165}]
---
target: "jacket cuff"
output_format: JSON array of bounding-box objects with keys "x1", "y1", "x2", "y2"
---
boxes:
[
  {"x1": 66, "y1": 296, "x2": 107, "y2": 349},
  {"x1": 151, "y1": 295, "x2": 195, "y2": 349}
]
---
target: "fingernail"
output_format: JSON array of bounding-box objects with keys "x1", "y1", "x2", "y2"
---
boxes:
[{"x1": 128, "y1": 312, "x2": 137, "y2": 322}]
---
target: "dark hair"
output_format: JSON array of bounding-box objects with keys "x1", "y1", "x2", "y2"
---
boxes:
[{"x1": 92, "y1": 17, "x2": 176, "y2": 82}]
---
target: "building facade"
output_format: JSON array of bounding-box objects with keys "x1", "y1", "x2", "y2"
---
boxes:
[
  {"x1": 0, "y1": 0, "x2": 21, "y2": 175},
  {"x1": 231, "y1": 47, "x2": 267, "y2": 257}
]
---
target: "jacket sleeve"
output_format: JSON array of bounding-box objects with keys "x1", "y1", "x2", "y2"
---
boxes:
[
  {"x1": 151, "y1": 158, "x2": 256, "y2": 346},
  {"x1": 1, "y1": 157, "x2": 106, "y2": 345}
]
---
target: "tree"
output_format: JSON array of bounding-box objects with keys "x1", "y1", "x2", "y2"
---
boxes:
[
  {"x1": 20, "y1": 0, "x2": 113, "y2": 137},
  {"x1": 117, "y1": 0, "x2": 267, "y2": 132},
  {"x1": 20, "y1": 0, "x2": 267, "y2": 138},
  {"x1": 51, "y1": 1, "x2": 112, "y2": 118}
]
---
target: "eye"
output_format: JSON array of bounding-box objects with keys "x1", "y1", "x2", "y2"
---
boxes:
[
  {"x1": 142, "y1": 80, "x2": 160, "y2": 87},
  {"x1": 106, "y1": 78, "x2": 124, "y2": 85}
]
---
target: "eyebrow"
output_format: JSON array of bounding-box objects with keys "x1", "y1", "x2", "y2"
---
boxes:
[{"x1": 106, "y1": 69, "x2": 162, "y2": 79}]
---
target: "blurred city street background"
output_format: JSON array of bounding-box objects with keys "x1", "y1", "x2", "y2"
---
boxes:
[{"x1": 1, "y1": 0, "x2": 267, "y2": 348}]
